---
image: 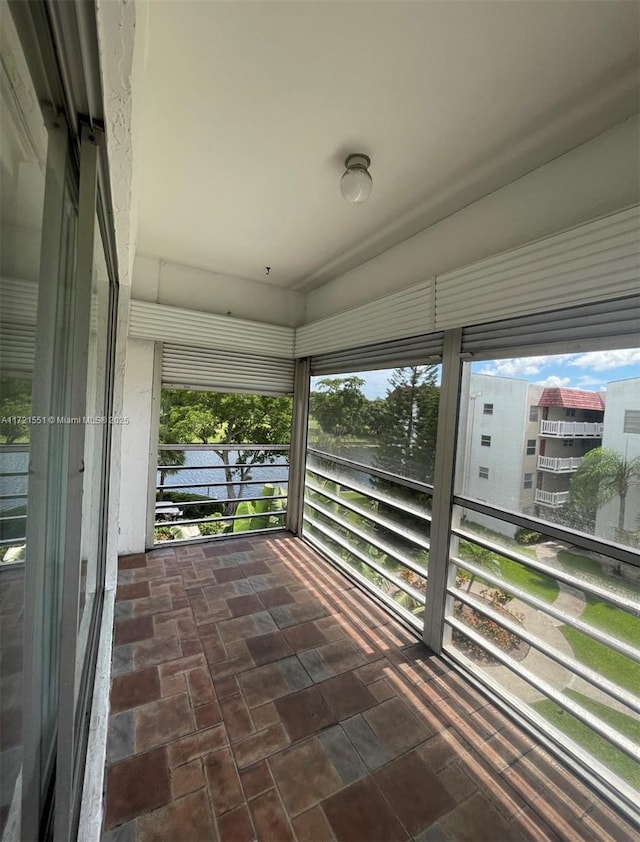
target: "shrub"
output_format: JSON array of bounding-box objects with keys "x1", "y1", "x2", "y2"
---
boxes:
[{"x1": 515, "y1": 528, "x2": 544, "y2": 545}]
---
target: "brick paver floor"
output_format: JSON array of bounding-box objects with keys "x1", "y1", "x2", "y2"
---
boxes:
[{"x1": 102, "y1": 534, "x2": 637, "y2": 841}]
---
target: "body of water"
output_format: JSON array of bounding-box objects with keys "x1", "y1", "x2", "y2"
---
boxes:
[
  {"x1": 0, "y1": 451, "x2": 28, "y2": 513},
  {"x1": 157, "y1": 449, "x2": 289, "y2": 502}
]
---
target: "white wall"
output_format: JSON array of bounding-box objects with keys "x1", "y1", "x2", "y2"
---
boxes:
[
  {"x1": 462, "y1": 374, "x2": 529, "y2": 537},
  {"x1": 596, "y1": 377, "x2": 640, "y2": 540},
  {"x1": 305, "y1": 117, "x2": 640, "y2": 322},
  {"x1": 133, "y1": 254, "x2": 304, "y2": 327},
  {"x1": 117, "y1": 336, "x2": 156, "y2": 554}
]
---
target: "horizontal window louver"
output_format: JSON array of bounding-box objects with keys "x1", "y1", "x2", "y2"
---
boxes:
[
  {"x1": 461, "y1": 294, "x2": 640, "y2": 356},
  {"x1": 0, "y1": 277, "x2": 38, "y2": 375},
  {"x1": 436, "y1": 206, "x2": 640, "y2": 330},
  {"x1": 162, "y1": 344, "x2": 295, "y2": 396},
  {"x1": 623, "y1": 410, "x2": 640, "y2": 434},
  {"x1": 310, "y1": 331, "x2": 444, "y2": 375},
  {"x1": 0, "y1": 323, "x2": 36, "y2": 376},
  {"x1": 130, "y1": 300, "x2": 294, "y2": 359},
  {"x1": 296, "y1": 279, "x2": 434, "y2": 358}
]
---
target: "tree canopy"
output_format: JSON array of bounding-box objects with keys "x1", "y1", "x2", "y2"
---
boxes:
[
  {"x1": 159, "y1": 389, "x2": 292, "y2": 512},
  {"x1": 569, "y1": 446, "x2": 640, "y2": 538},
  {"x1": 161, "y1": 389, "x2": 292, "y2": 446},
  {"x1": 310, "y1": 376, "x2": 370, "y2": 438},
  {"x1": 375, "y1": 365, "x2": 440, "y2": 483},
  {"x1": 0, "y1": 377, "x2": 32, "y2": 443}
]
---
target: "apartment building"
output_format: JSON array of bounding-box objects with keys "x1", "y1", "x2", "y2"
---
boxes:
[
  {"x1": 535, "y1": 386, "x2": 605, "y2": 510},
  {"x1": 596, "y1": 376, "x2": 640, "y2": 541},
  {"x1": 464, "y1": 373, "x2": 640, "y2": 540}
]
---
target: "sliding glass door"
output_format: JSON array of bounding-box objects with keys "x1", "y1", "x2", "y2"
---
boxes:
[{"x1": 0, "y1": 3, "x2": 118, "y2": 837}]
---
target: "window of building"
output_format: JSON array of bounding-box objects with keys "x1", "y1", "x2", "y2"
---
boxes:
[
  {"x1": 562, "y1": 439, "x2": 575, "y2": 447},
  {"x1": 623, "y1": 409, "x2": 640, "y2": 434},
  {"x1": 565, "y1": 408, "x2": 576, "y2": 417},
  {"x1": 483, "y1": 403, "x2": 493, "y2": 415},
  {"x1": 523, "y1": 472, "x2": 533, "y2": 489},
  {"x1": 526, "y1": 439, "x2": 536, "y2": 455},
  {"x1": 481, "y1": 435, "x2": 491, "y2": 447},
  {"x1": 529, "y1": 406, "x2": 539, "y2": 422},
  {"x1": 478, "y1": 466, "x2": 489, "y2": 479}
]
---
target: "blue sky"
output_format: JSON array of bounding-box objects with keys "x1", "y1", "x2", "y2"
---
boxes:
[
  {"x1": 472, "y1": 348, "x2": 640, "y2": 393},
  {"x1": 313, "y1": 348, "x2": 640, "y2": 400}
]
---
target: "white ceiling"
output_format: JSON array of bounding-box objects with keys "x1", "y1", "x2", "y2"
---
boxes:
[{"x1": 135, "y1": 0, "x2": 639, "y2": 293}]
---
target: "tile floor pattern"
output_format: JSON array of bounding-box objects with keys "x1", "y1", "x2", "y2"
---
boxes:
[{"x1": 102, "y1": 535, "x2": 636, "y2": 842}]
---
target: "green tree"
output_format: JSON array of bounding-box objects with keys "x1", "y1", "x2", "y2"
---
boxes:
[
  {"x1": 375, "y1": 366, "x2": 439, "y2": 482},
  {"x1": 310, "y1": 377, "x2": 369, "y2": 438},
  {"x1": 364, "y1": 397, "x2": 387, "y2": 437},
  {"x1": 372, "y1": 366, "x2": 439, "y2": 552},
  {"x1": 570, "y1": 447, "x2": 640, "y2": 538},
  {"x1": 157, "y1": 391, "x2": 187, "y2": 502},
  {"x1": 0, "y1": 377, "x2": 32, "y2": 443},
  {"x1": 160, "y1": 389, "x2": 292, "y2": 514}
]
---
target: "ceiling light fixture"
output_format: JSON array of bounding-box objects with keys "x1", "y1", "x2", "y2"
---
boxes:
[{"x1": 340, "y1": 153, "x2": 372, "y2": 204}]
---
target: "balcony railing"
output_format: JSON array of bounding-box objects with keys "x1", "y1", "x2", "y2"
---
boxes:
[
  {"x1": 534, "y1": 489, "x2": 570, "y2": 507},
  {"x1": 537, "y1": 455, "x2": 583, "y2": 473},
  {"x1": 444, "y1": 510, "x2": 640, "y2": 811},
  {"x1": 155, "y1": 443, "x2": 289, "y2": 544},
  {"x1": 0, "y1": 444, "x2": 29, "y2": 558},
  {"x1": 540, "y1": 420, "x2": 604, "y2": 438},
  {"x1": 302, "y1": 448, "x2": 431, "y2": 630}
]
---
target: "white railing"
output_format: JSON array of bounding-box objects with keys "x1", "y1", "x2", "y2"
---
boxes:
[
  {"x1": 446, "y1": 522, "x2": 640, "y2": 809},
  {"x1": 155, "y1": 443, "x2": 290, "y2": 543},
  {"x1": 303, "y1": 448, "x2": 432, "y2": 629},
  {"x1": 540, "y1": 420, "x2": 603, "y2": 437},
  {"x1": 534, "y1": 489, "x2": 570, "y2": 507},
  {"x1": 537, "y1": 455, "x2": 583, "y2": 473}
]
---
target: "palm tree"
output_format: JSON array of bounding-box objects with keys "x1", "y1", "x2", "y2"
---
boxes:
[{"x1": 570, "y1": 447, "x2": 640, "y2": 539}]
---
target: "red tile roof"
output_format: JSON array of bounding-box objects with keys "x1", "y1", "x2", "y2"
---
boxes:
[{"x1": 538, "y1": 388, "x2": 604, "y2": 411}]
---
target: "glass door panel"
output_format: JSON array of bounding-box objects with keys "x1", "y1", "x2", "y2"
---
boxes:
[{"x1": 0, "y1": 1, "x2": 48, "y2": 832}]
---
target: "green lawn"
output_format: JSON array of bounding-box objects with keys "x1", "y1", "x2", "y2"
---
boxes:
[
  {"x1": 560, "y1": 626, "x2": 640, "y2": 696},
  {"x1": 497, "y1": 556, "x2": 559, "y2": 604},
  {"x1": 558, "y1": 551, "x2": 640, "y2": 652},
  {"x1": 533, "y1": 690, "x2": 640, "y2": 791},
  {"x1": 581, "y1": 597, "x2": 640, "y2": 647},
  {"x1": 557, "y1": 549, "x2": 602, "y2": 578},
  {"x1": 559, "y1": 549, "x2": 639, "y2": 600},
  {"x1": 461, "y1": 522, "x2": 556, "y2": 601}
]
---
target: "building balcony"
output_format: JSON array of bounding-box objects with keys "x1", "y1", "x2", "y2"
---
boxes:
[
  {"x1": 540, "y1": 420, "x2": 603, "y2": 438},
  {"x1": 102, "y1": 446, "x2": 640, "y2": 839},
  {"x1": 102, "y1": 533, "x2": 635, "y2": 841},
  {"x1": 534, "y1": 488, "x2": 571, "y2": 507},
  {"x1": 536, "y1": 455, "x2": 583, "y2": 473}
]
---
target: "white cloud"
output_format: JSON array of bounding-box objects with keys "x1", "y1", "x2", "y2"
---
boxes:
[
  {"x1": 479, "y1": 354, "x2": 571, "y2": 378},
  {"x1": 576, "y1": 375, "x2": 605, "y2": 389},
  {"x1": 534, "y1": 375, "x2": 570, "y2": 387},
  {"x1": 568, "y1": 349, "x2": 640, "y2": 371},
  {"x1": 479, "y1": 357, "x2": 546, "y2": 377}
]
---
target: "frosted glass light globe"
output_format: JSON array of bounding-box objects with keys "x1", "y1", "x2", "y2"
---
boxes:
[{"x1": 340, "y1": 154, "x2": 372, "y2": 204}]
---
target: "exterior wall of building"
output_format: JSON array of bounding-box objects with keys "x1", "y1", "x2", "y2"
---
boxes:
[
  {"x1": 596, "y1": 377, "x2": 640, "y2": 541},
  {"x1": 463, "y1": 374, "x2": 530, "y2": 536},
  {"x1": 521, "y1": 385, "x2": 543, "y2": 513}
]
